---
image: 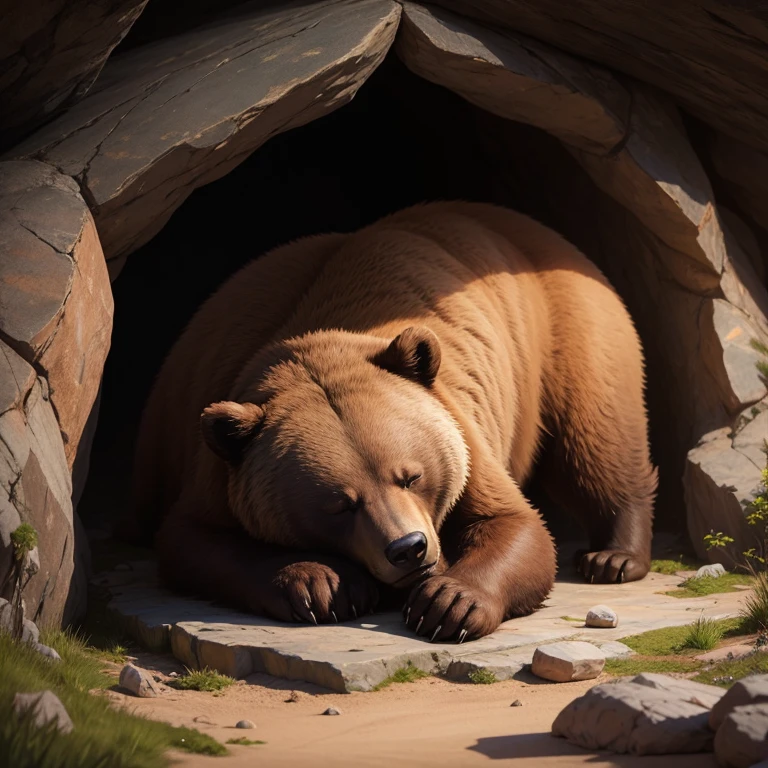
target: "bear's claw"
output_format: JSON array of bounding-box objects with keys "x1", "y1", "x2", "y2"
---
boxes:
[
  {"x1": 578, "y1": 549, "x2": 650, "y2": 584},
  {"x1": 404, "y1": 574, "x2": 503, "y2": 643}
]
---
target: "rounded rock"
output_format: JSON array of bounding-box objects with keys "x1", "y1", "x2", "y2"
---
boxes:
[
  {"x1": 323, "y1": 707, "x2": 341, "y2": 716},
  {"x1": 585, "y1": 605, "x2": 618, "y2": 629},
  {"x1": 235, "y1": 720, "x2": 255, "y2": 729}
]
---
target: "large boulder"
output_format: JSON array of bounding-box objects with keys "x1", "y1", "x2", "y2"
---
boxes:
[
  {"x1": 685, "y1": 402, "x2": 768, "y2": 563},
  {"x1": 8, "y1": 0, "x2": 402, "y2": 277},
  {"x1": 431, "y1": 1, "x2": 768, "y2": 154},
  {"x1": 0, "y1": 160, "x2": 111, "y2": 626},
  {"x1": 0, "y1": 0, "x2": 149, "y2": 151},
  {"x1": 552, "y1": 675, "x2": 724, "y2": 755}
]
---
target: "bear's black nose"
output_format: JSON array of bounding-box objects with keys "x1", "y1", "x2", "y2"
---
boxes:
[{"x1": 385, "y1": 532, "x2": 428, "y2": 568}]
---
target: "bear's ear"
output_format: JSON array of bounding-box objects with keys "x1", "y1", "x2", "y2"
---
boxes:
[
  {"x1": 373, "y1": 326, "x2": 441, "y2": 387},
  {"x1": 200, "y1": 401, "x2": 265, "y2": 464}
]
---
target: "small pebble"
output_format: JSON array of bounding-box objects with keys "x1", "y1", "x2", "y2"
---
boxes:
[
  {"x1": 695, "y1": 563, "x2": 726, "y2": 579},
  {"x1": 119, "y1": 663, "x2": 162, "y2": 698},
  {"x1": 510, "y1": 700, "x2": 523, "y2": 707},
  {"x1": 235, "y1": 720, "x2": 255, "y2": 729},
  {"x1": 323, "y1": 707, "x2": 341, "y2": 716},
  {"x1": 168, "y1": 671, "x2": 179, "y2": 678},
  {"x1": 286, "y1": 690, "x2": 301, "y2": 703},
  {"x1": 585, "y1": 605, "x2": 618, "y2": 629}
]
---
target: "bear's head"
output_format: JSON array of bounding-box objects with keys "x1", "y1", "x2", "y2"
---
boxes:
[{"x1": 200, "y1": 326, "x2": 470, "y2": 587}]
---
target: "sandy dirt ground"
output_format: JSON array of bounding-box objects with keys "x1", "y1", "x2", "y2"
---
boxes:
[{"x1": 106, "y1": 661, "x2": 719, "y2": 768}]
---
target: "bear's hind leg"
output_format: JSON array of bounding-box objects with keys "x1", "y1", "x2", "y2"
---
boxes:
[
  {"x1": 542, "y1": 356, "x2": 658, "y2": 584},
  {"x1": 541, "y1": 402, "x2": 657, "y2": 584}
]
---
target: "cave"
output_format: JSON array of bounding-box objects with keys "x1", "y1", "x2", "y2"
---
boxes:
[
  {"x1": 1, "y1": 0, "x2": 767, "y2": 633},
  {"x1": 74, "y1": 55, "x2": 698, "y2": 543}
]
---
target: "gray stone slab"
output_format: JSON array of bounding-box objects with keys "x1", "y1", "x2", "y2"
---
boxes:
[{"x1": 105, "y1": 564, "x2": 748, "y2": 692}]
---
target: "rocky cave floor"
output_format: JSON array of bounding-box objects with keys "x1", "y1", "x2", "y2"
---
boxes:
[{"x1": 69, "y1": 533, "x2": 768, "y2": 767}]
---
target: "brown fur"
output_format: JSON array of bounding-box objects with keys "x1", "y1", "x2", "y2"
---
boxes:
[{"x1": 132, "y1": 202, "x2": 657, "y2": 642}]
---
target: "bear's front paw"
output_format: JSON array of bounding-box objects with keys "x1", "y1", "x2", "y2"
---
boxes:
[
  {"x1": 403, "y1": 575, "x2": 503, "y2": 643},
  {"x1": 578, "y1": 549, "x2": 649, "y2": 584},
  {"x1": 268, "y1": 560, "x2": 378, "y2": 624}
]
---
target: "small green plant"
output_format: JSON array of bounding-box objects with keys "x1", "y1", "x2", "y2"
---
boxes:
[
  {"x1": 740, "y1": 570, "x2": 768, "y2": 633},
  {"x1": 468, "y1": 668, "x2": 497, "y2": 685},
  {"x1": 372, "y1": 663, "x2": 429, "y2": 690},
  {"x1": 680, "y1": 615, "x2": 724, "y2": 651},
  {"x1": 10, "y1": 523, "x2": 38, "y2": 560},
  {"x1": 703, "y1": 531, "x2": 735, "y2": 551},
  {"x1": 226, "y1": 738, "x2": 266, "y2": 746},
  {"x1": 3, "y1": 523, "x2": 39, "y2": 640},
  {"x1": 168, "y1": 668, "x2": 235, "y2": 692}
]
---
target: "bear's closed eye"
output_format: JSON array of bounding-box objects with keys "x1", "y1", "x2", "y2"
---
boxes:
[{"x1": 400, "y1": 473, "x2": 422, "y2": 489}]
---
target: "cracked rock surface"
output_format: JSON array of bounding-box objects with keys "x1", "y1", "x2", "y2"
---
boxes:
[
  {"x1": 0, "y1": 0, "x2": 149, "y2": 151},
  {"x1": 0, "y1": 160, "x2": 110, "y2": 626},
  {"x1": 8, "y1": 0, "x2": 401, "y2": 274}
]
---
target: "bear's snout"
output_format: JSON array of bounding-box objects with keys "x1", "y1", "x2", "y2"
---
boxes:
[{"x1": 385, "y1": 531, "x2": 428, "y2": 569}]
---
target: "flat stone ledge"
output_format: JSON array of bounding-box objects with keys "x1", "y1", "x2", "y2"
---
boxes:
[{"x1": 101, "y1": 562, "x2": 748, "y2": 692}]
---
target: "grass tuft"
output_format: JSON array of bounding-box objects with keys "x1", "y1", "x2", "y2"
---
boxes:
[
  {"x1": 650, "y1": 557, "x2": 699, "y2": 575},
  {"x1": 0, "y1": 630, "x2": 225, "y2": 768},
  {"x1": 620, "y1": 618, "x2": 742, "y2": 657},
  {"x1": 665, "y1": 573, "x2": 754, "y2": 598},
  {"x1": 740, "y1": 571, "x2": 768, "y2": 633},
  {"x1": 226, "y1": 738, "x2": 266, "y2": 746},
  {"x1": 468, "y1": 668, "x2": 497, "y2": 685},
  {"x1": 694, "y1": 651, "x2": 768, "y2": 687},
  {"x1": 168, "y1": 668, "x2": 235, "y2": 693},
  {"x1": 372, "y1": 663, "x2": 429, "y2": 691},
  {"x1": 604, "y1": 657, "x2": 704, "y2": 676},
  {"x1": 680, "y1": 616, "x2": 724, "y2": 651}
]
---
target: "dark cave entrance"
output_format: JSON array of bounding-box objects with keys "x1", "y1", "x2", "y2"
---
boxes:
[{"x1": 77, "y1": 55, "x2": 686, "y2": 553}]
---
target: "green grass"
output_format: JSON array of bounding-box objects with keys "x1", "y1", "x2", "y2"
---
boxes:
[
  {"x1": 619, "y1": 618, "x2": 743, "y2": 657},
  {"x1": 740, "y1": 571, "x2": 768, "y2": 633},
  {"x1": 694, "y1": 651, "x2": 768, "y2": 687},
  {"x1": 680, "y1": 616, "x2": 725, "y2": 651},
  {"x1": 0, "y1": 630, "x2": 226, "y2": 768},
  {"x1": 650, "y1": 557, "x2": 700, "y2": 575},
  {"x1": 372, "y1": 663, "x2": 430, "y2": 691},
  {"x1": 604, "y1": 657, "x2": 705, "y2": 676},
  {"x1": 665, "y1": 573, "x2": 754, "y2": 598},
  {"x1": 468, "y1": 669, "x2": 498, "y2": 685},
  {"x1": 226, "y1": 738, "x2": 266, "y2": 746},
  {"x1": 168, "y1": 668, "x2": 235, "y2": 692}
]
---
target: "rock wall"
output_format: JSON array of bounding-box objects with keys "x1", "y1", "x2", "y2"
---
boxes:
[
  {"x1": 0, "y1": 0, "x2": 149, "y2": 151},
  {"x1": 0, "y1": 161, "x2": 110, "y2": 625}
]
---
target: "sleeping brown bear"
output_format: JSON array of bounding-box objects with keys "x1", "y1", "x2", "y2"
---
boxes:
[{"x1": 131, "y1": 202, "x2": 657, "y2": 642}]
